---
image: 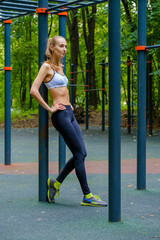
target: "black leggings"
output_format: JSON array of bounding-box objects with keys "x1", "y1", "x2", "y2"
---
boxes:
[{"x1": 51, "y1": 105, "x2": 90, "y2": 195}]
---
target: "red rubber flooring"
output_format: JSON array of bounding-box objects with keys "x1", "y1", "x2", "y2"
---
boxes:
[{"x1": 1, "y1": 158, "x2": 160, "y2": 175}]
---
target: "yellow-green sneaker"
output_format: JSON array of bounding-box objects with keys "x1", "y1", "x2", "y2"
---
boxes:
[
  {"x1": 47, "y1": 178, "x2": 59, "y2": 203},
  {"x1": 81, "y1": 195, "x2": 107, "y2": 207}
]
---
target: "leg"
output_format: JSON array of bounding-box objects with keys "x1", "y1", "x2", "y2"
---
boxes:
[
  {"x1": 48, "y1": 106, "x2": 107, "y2": 207},
  {"x1": 51, "y1": 107, "x2": 90, "y2": 195},
  {"x1": 56, "y1": 156, "x2": 75, "y2": 182}
]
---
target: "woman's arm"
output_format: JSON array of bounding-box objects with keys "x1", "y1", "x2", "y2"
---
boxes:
[{"x1": 30, "y1": 63, "x2": 66, "y2": 113}]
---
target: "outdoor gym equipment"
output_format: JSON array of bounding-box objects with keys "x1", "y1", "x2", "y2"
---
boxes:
[
  {"x1": 0, "y1": 0, "x2": 121, "y2": 222},
  {"x1": 4, "y1": 20, "x2": 12, "y2": 166},
  {"x1": 70, "y1": 59, "x2": 106, "y2": 131},
  {"x1": 1, "y1": 0, "x2": 157, "y2": 223},
  {"x1": 127, "y1": 56, "x2": 153, "y2": 135}
]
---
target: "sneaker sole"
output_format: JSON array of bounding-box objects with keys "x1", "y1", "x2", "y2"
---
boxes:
[
  {"x1": 47, "y1": 178, "x2": 54, "y2": 203},
  {"x1": 47, "y1": 178, "x2": 51, "y2": 189},
  {"x1": 81, "y1": 202, "x2": 107, "y2": 207}
]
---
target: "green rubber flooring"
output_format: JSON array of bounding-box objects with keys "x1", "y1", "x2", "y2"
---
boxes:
[
  {"x1": 0, "y1": 174, "x2": 160, "y2": 240},
  {"x1": 0, "y1": 126, "x2": 160, "y2": 240}
]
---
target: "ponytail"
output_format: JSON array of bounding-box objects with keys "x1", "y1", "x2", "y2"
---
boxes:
[
  {"x1": 45, "y1": 36, "x2": 65, "y2": 71},
  {"x1": 45, "y1": 38, "x2": 52, "y2": 62}
]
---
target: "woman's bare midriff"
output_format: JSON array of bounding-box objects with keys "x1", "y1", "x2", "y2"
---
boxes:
[{"x1": 49, "y1": 86, "x2": 70, "y2": 106}]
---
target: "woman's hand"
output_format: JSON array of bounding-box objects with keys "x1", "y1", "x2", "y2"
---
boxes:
[
  {"x1": 50, "y1": 103, "x2": 66, "y2": 113},
  {"x1": 71, "y1": 105, "x2": 74, "y2": 111}
]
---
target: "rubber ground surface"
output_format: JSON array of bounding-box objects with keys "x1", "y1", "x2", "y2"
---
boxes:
[{"x1": 0, "y1": 127, "x2": 160, "y2": 240}]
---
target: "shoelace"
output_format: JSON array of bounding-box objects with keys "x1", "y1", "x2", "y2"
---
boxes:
[
  {"x1": 55, "y1": 189, "x2": 60, "y2": 198},
  {"x1": 94, "y1": 195, "x2": 101, "y2": 201}
]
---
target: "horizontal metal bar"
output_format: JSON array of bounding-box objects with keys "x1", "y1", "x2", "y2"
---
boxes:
[
  {"x1": 145, "y1": 45, "x2": 160, "y2": 50},
  {"x1": 0, "y1": 10, "x2": 23, "y2": 15},
  {"x1": 88, "y1": 88, "x2": 101, "y2": 91},
  {"x1": 47, "y1": 0, "x2": 89, "y2": 12},
  {"x1": 1, "y1": 0, "x2": 38, "y2": 5},
  {"x1": 51, "y1": 3, "x2": 87, "y2": 14},
  {"x1": 0, "y1": 0, "x2": 55, "y2": 6},
  {"x1": 50, "y1": 0, "x2": 106, "y2": 4},
  {"x1": 0, "y1": 0, "x2": 36, "y2": 3},
  {"x1": 0, "y1": 4, "x2": 36, "y2": 12},
  {"x1": 69, "y1": 84, "x2": 85, "y2": 87},
  {"x1": 49, "y1": 0, "x2": 68, "y2": 4},
  {"x1": 0, "y1": 0, "x2": 108, "y2": 22},
  {"x1": 55, "y1": 0, "x2": 89, "y2": 11},
  {"x1": 51, "y1": 0, "x2": 107, "y2": 14},
  {"x1": 0, "y1": 3, "x2": 37, "y2": 10},
  {"x1": 50, "y1": 7, "x2": 74, "y2": 13},
  {"x1": 71, "y1": 70, "x2": 85, "y2": 73},
  {"x1": 0, "y1": 11, "x2": 35, "y2": 22},
  {"x1": 85, "y1": 0, "x2": 108, "y2": 5},
  {"x1": 0, "y1": 13, "x2": 16, "y2": 17},
  {"x1": 98, "y1": 62, "x2": 108, "y2": 66},
  {"x1": 0, "y1": 68, "x2": 4, "y2": 71},
  {"x1": 0, "y1": 17, "x2": 10, "y2": 21}
]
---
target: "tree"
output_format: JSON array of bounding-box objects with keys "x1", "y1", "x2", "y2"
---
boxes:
[
  {"x1": 82, "y1": 6, "x2": 97, "y2": 108},
  {"x1": 67, "y1": 10, "x2": 79, "y2": 105}
]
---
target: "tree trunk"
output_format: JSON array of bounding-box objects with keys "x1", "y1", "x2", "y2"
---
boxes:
[
  {"x1": 78, "y1": 50, "x2": 85, "y2": 84},
  {"x1": 21, "y1": 16, "x2": 28, "y2": 108},
  {"x1": 20, "y1": 67, "x2": 22, "y2": 107},
  {"x1": 48, "y1": 14, "x2": 53, "y2": 37},
  {"x1": 121, "y1": 0, "x2": 136, "y2": 32},
  {"x1": 21, "y1": 65, "x2": 27, "y2": 108},
  {"x1": 29, "y1": 16, "x2": 32, "y2": 109},
  {"x1": 82, "y1": 6, "x2": 97, "y2": 108},
  {"x1": 67, "y1": 10, "x2": 79, "y2": 106}
]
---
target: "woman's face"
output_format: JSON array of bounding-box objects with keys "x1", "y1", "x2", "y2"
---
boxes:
[{"x1": 51, "y1": 37, "x2": 67, "y2": 59}]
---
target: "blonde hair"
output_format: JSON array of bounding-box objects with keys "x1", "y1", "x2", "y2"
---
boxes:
[{"x1": 45, "y1": 36, "x2": 65, "y2": 71}]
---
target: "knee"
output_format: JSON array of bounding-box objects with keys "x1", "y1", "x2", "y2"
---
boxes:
[
  {"x1": 74, "y1": 149, "x2": 87, "y2": 161},
  {"x1": 81, "y1": 145, "x2": 87, "y2": 159},
  {"x1": 79, "y1": 147, "x2": 87, "y2": 159},
  {"x1": 83, "y1": 150, "x2": 87, "y2": 159}
]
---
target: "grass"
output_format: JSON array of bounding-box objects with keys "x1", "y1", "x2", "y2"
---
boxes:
[
  {"x1": 0, "y1": 108, "x2": 38, "y2": 123},
  {"x1": 0, "y1": 104, "x2": 129, "y2": 123}
]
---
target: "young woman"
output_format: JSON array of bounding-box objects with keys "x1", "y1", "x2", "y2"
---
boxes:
[{"x1": 30, "y1": 36, "x2": 107, "y2": 207}]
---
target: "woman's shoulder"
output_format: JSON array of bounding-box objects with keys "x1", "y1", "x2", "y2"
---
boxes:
[
  {"x1": 38, "y1": 62, "x2": 53, "y2": 81},
  {"x1": 42, "y1": 62, "x2": 52, "y2": 71}
]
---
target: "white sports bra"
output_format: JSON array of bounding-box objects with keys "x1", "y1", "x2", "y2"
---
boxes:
[{"x1": 44, "y1": 70, "x2": 68, "y2": 89}]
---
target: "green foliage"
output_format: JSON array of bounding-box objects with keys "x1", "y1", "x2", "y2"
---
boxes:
[
  {"x1": 0, "y1": 108, "x2": 4, "y2": 122},
  {"x1": 11, "y1": 15, "x2": 38, "y2": 109},
  {"x1": 11, "y1": 108, "x2": 38, "y2": 122},
  {"x1": 0, "y1": 1, "x2": 160, "y2": 122}
]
